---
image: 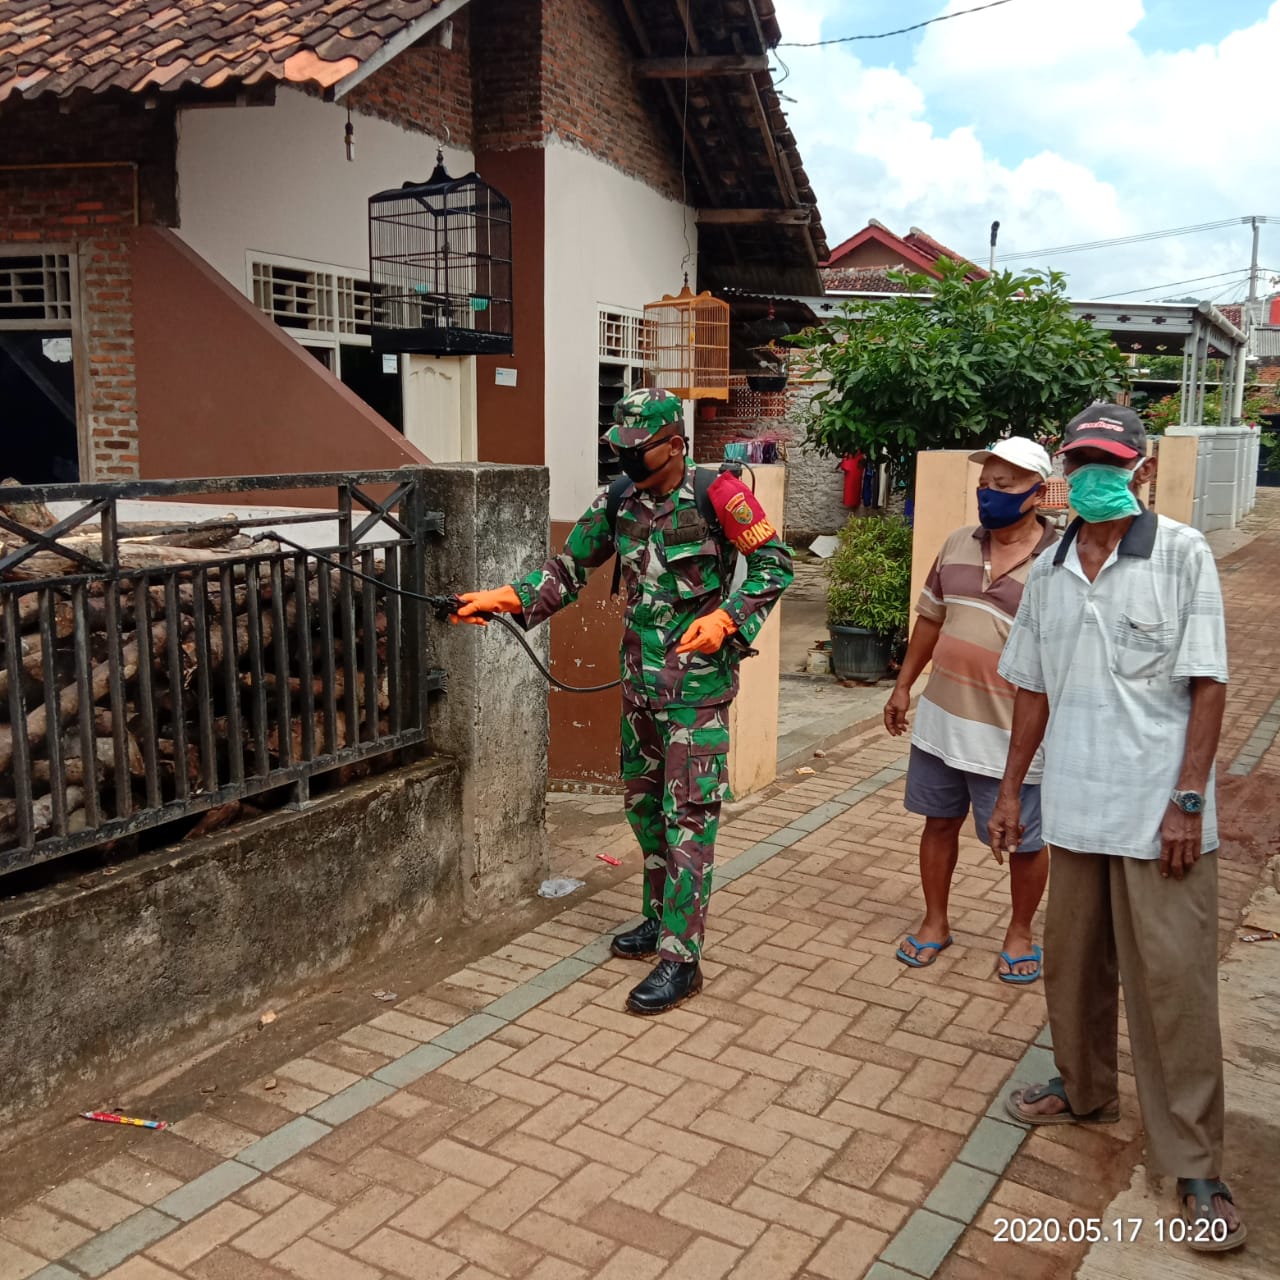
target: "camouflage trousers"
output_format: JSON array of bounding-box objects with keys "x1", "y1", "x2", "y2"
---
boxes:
[{"x1": 621, "y1": 701, "x2": 730, "y2": 963}]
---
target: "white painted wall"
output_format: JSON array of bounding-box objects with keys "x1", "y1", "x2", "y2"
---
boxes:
[
  {"x1": 542, "y1": 141, "x2": 694, "y2": 521},
  {"x1": 175, "y1": 88, "x2": 473, "y2": 292}
]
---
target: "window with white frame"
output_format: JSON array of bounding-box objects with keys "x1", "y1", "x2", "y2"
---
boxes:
[
  {"x1": 0, "y1": 247, "x2": 80, "y2": 483},
  {"x1": 248, "y1": 253, "x2": 401, "y2": 429},
  {"x1": 596, "y1": 305, "x2": 654, "y2": 484},
  {"x1": 0, "y1": 252, "x2": 73, "y2": 325}
]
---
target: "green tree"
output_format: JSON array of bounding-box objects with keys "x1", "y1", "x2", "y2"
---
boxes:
[{"x1": 796, "y1": 259, "x2": 1129, "y2": 482}]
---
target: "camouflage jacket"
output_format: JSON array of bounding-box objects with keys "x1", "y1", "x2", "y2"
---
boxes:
[{"x1": 513, "y1": 465, "x2": 794, "y2": 707}]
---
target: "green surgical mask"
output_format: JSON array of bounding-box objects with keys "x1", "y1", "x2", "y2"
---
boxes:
[{"x1": 1067, "y1": 462, "x2": 1141, "y2": 523}]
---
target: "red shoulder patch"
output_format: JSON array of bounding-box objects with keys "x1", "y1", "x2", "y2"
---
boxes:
[{"x1": 708, "y1": 472, "x2": 777, "y2": 551}]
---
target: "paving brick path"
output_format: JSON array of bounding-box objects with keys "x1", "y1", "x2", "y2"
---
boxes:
[{"x1": 2, "y1": 494, "x2": 1278, "y2": 1280}]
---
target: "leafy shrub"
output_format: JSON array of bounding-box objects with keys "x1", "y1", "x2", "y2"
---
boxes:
[{"x1": 826, "y1": 514, "x2": 914, "y2": 636}]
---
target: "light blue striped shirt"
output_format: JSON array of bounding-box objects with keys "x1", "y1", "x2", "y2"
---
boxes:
[{"x1": 998, "y1": 511, "x2": 1228, "y2": 859}]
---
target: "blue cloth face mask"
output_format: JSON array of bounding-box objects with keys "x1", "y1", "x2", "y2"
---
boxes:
[
  {"x1": 1067, "y1": 461, "x2": 1141, "y2": 523},
  {"x1": 976, "y1": 482, "x2": 1042, "y2": 530}
]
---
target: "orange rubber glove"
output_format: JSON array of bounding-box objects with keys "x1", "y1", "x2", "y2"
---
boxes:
[
  {"x1": 676, "y1": 609, "x2": 737, "y2": 655},
  {"x1": 451, "y1": 585, "x2": 522, "y2": 626}
]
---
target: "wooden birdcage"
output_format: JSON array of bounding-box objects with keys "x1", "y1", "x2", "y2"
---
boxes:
[
  {"x1": 643, "y1": 282, "x2": 729, "y2": 401},
  {"x1": 368, "y1": 152, "x2": 513, "y2": 356}
]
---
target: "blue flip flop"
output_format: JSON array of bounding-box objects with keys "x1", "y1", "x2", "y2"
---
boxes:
[
  {"x1": 998, "y1": 944, "x2": 1043, "y2": 984},
  {"x1": 895, "y1": 934, "x2": 953, "y2": 968}
]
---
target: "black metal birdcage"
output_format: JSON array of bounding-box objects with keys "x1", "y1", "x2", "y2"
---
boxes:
[{"x1": 368, "y1": 152, "x2": 513, "y2": 356}]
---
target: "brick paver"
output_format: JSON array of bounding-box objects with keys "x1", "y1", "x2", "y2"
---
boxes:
[{"x1": 5, "y1": 494, "x2": 1279, "y2": 1280}]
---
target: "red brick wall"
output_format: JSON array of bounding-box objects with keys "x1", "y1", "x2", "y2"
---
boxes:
[
  {"x1": 471, "y1": 0, "x2": 680, "y2": 198},
  {"x1": 540, "y1": 0, "x2": 681, "y2": 198},
  {"x1": 472, "y1": 0, "x2": 545, "y2": 151},
  {"x1": 0, "y1": 97, "x2": 177, "y2": 224},
  {"x1": 81, "y1": 233, "x2": 139, "y2": 479},
  {"x1": 0, "y1": 97, "x2": 176, "y2": 481},
  {"x1": 693, "y1": 375, "x2": 798, "y2": 463},
  {"x1": 348, "y1": 10, "x2": 474, "y2": 147}
]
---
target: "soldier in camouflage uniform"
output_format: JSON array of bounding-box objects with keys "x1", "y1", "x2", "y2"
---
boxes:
[{"x1": 455, "y1": 388, "x2": 792, "y2": 1014}]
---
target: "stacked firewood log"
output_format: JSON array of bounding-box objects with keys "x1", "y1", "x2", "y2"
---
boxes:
[{"x1": 0, "y1": 481, "x2": 396, "y2": 855}]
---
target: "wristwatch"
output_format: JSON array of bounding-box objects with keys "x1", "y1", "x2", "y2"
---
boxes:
[{"x1": 1170, "y1": 789, "x2": 1205, "y2": 814}]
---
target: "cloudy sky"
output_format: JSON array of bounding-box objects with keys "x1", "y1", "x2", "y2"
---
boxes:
[{"x1": 771, "y1": 0, "x2": 1280, "y2": 302}]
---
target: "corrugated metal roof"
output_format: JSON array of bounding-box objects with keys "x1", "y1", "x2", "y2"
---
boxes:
[{"x1": 1254, "y1": 326, "x2": 1280, "y2": 358}]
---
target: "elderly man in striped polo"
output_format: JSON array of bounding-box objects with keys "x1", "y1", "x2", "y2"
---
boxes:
[{"x1": 884, "y1": 436, "x2": 1058, "y2": 982}]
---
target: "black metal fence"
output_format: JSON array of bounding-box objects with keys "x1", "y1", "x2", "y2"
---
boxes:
[{"x1": 0, "y1": 470, "x2": 444, "y2": 878}]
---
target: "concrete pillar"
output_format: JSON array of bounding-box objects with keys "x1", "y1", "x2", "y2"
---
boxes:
[
  {"x1": 727, "y1": 463, "x2": 785, "y2": 799},
  {"x1": 1155, "y1": 431, "x2": 1200, "y2": 526},
  {"x1": 910, "y1": 450, "x2": 979, "y2": 615},
  {"x1": 421, "y1": 463, "x2": 551, "y2": 916},
  {"x1": 1231, "y1": 344, "x2": 1247, "y2": 424}
]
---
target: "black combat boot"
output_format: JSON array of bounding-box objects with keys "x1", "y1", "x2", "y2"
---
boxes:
[
  {"x1": 625, "y1": 959, "x2": 702, "y2": 1015},
  {"x1": 610, "y1": 917, "x2": 661, "y2": 959}
]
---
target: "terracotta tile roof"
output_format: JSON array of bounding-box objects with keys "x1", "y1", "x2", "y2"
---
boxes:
[
  {"x1": 0, "y1": 0, "x2": 450, "y2": 103},
  {"x1": 903, "y1": 226, "x2": 985, "y2": 276},
  {"x1": 819, "y1": 265, "x2": 912, "y2": 294}
]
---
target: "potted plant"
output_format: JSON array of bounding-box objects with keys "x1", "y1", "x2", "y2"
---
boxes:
[{"x1": 826, "y1": 513, "x2": 913, "y2": 681}]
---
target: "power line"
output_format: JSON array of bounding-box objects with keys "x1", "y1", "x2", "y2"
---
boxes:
[
  {"x1": 1095, "y1": 269, "x2": 1253, "y2": 300},
  {"x1": 996, "y1": 218, "x2": 1241, "y2": 262},
  {"x1": 995, "y1": 215, "x2": 1280, "y2": 263},
  {"x1": 778, "y1": 0, "x2": 1018, "y2": 47},
  {"x1": 1207, "y1": 279, "x2": 1247, "y2": 304}
]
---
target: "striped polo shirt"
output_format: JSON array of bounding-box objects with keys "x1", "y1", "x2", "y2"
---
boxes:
[{"x1": 912, "y1": 520, "x2": 1059, "y2": 782}]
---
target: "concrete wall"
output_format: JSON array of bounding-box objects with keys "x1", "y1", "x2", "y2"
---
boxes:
[
  {"x1": 727, "y1": 464, "x2": 785, "y2": 798},
  {"x1": 1160, "y1": 426, "x2": 1261, "y2": 531},
  {"x1": 422, "y1": 464, "x2": 551, "y2": 914},
  {"x1": 547, "y1": 519, "x2": 625, "y2": 788},
  {"x1": 542, "y1": 141, "x2": 692, "y2": 522},
  {"x1": 133, "y1": 227, "x2": 428, "y2": 478},
  {"x1": 0, "y1": 759, "x2": 462, "y2": 1125},
  {"x1": 175, "y1": 89, "x2": 474, "y2": 295},
  {"x1": 0, "y1": 463, "x2": 552, "y2": 1122},
  {"x1": 785, "y1": 444, "x2": 850, "y2": 544}
]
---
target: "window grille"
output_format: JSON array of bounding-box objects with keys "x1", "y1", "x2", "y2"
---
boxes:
[
  {"x1": 598, "y1": 307, "x2": 651, "y2": 364},
  {"x1": 337, "y1": 275, "x2": 390, "y2": 336},
  {"x1": 596, "y1": 306, "x2": 654, "y2": 485},
  {"x1": 0, "y1": 254, "x2": 73, "y2": 323},
  {"x1": 251, "y1": 261, "x2": 334, "y2": 331}
]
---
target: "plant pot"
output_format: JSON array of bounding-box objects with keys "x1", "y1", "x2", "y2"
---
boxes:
[
  {"x1": 697, "y1": 402, "x2": 719, "y2": 420},
  {"x1": 829, "y1": 625, "x2": 893, "y2": 682},
  {"x1": 747, "y1": 374, "x2": 787, "y2": 392}
]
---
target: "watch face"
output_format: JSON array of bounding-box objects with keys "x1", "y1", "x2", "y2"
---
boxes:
[{"x1": 1177, "y1": 792, "x2": 1204, "y2": 814}]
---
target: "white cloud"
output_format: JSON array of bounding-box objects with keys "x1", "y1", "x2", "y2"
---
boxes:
[{"x1": 776, "y1": 0, "x2": 1280, "y2": 300}]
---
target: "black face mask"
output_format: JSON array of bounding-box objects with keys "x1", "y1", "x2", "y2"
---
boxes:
[{"x1": 619, "y1": 438, "x2": 681, "y2": 484}]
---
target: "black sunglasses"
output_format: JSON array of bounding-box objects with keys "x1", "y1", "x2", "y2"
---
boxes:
[{"x1": 617, "y1": 437, "x2": 682, "y2": 465}]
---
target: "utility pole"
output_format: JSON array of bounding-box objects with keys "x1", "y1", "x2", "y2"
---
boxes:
[
  {"x1": 989, "y1": 220, "x2": 1000, "y2": 273},
  {"x1": 1248, "y1": 216, "x2": 1260, "y2": 302}
]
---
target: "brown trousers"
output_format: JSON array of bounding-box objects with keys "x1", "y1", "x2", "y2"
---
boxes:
[{"x1": 1045, "y1": 846, "x2": 1224, "y2": 1178}]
